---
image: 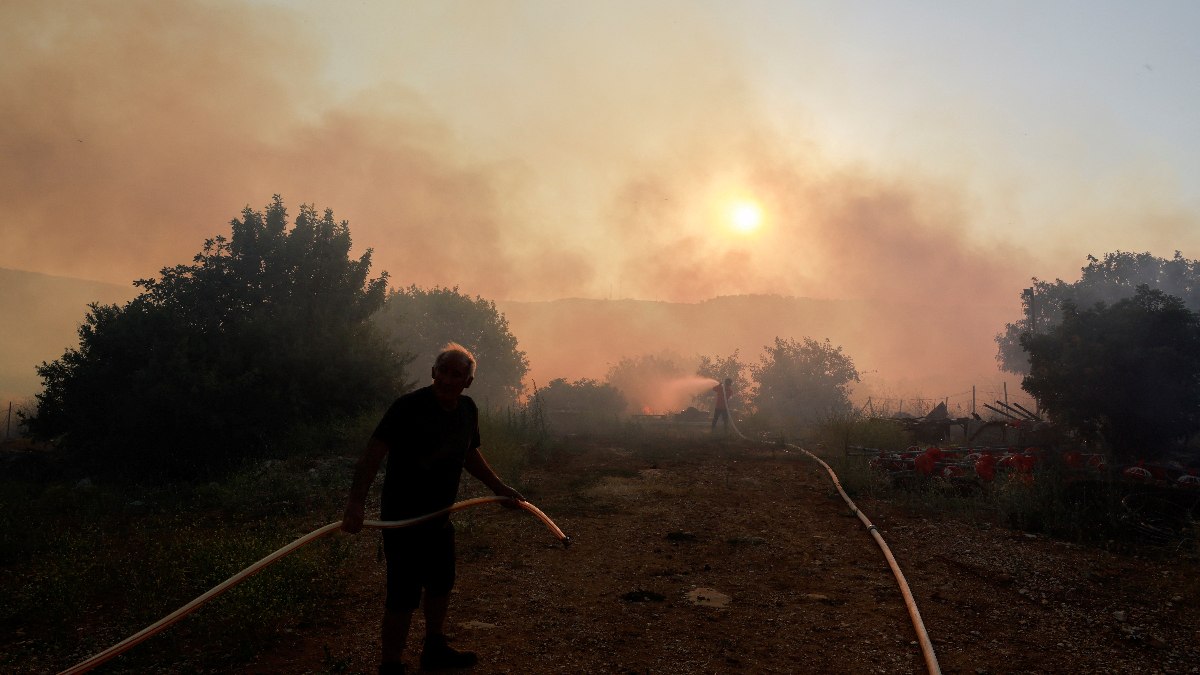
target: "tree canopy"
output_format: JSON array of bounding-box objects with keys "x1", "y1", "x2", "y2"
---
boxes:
[
  {"x1": 749, "y1": 337, "x2": 860, "y2": 428},
  {"x1": 694, "y1": 350, "x2": 747, "y2": 410},
  {"x1": 373, "y1": 286, "x2": 529, "y2": 409},
  {"x1": 695, "y1": 350, "x2": 746, "y2": 391},
  {"x1": 28, "y1": 196, "x2": 405, "y2": 477},
  {"x1": 1020, "y1": 286, "x2": 1200, "y2": 462},
  {"x1": 997, "y1": 251, "x2": 1200, "y2": 373}
]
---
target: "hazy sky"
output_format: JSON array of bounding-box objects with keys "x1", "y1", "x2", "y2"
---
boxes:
[
  {"x1": 4, "y1": 0, "x2": 1200, "y2": 404},
  {"x1": 5, "y1": 0, "x2": 1198, "y2": 306}
]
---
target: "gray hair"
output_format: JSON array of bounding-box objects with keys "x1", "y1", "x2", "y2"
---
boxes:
[{"x1": 435, "y1": 342, "x2": 477, "y2": 377}]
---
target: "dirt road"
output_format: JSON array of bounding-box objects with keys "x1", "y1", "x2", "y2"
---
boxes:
[{"x1": 249, "y1": 438, "x2": 1199, "y2": 674}]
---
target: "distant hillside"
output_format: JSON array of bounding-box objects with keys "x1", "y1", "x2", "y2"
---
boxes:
[
  {"x1": 0, "y1": 267, "x2": 1023, "y2": 411},
  {"x1": 0, "y1": 268, "x2": 134, "y2": 401}
]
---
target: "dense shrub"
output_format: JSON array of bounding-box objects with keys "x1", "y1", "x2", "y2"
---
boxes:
[
  {"x1": 749, "y1": 337, "x2": 860, "y2": 430},
  {"x1": 27, "y1": 196, "x2": 406, "y2": 478},
  {"x1": 374, "y1": 285, "x2": 529, "y2": 409},
  {"x1": 1021, "y1": 286, "x2": 1200, "y2": 462},
  {"x1": 531, "y1": 378, "x2": 626, "y2": 433}
]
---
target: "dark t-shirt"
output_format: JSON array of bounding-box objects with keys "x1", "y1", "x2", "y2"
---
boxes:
[{"x1": 374, "y1": 385, "x2": 481, "y2": 522}]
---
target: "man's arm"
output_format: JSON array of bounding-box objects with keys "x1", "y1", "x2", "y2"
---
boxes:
[
  {"x1": 341, "y1": 437, "x2": 390, "y2": 533},
  {"x1": 464, "y1": 447, "x2": 524, "y2": 504}
]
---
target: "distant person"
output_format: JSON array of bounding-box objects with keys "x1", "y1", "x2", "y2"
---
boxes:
[
  {"x1": 711, "y1": 377, "x2": 733, "y2": 433},
  {"x1": 342, "y1": 343, "x2": 524, "y2": 675}
]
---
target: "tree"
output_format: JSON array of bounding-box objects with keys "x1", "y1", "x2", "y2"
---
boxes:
[
  {"x1": 28, "y1": 196, "x2": 405, "y2": 477},
  {"x1": 749, "y1": 337, "x2": 860, "y2": 428},
  {"x1": 997, "y1": 251, "x2": 1200, "y2": 373},
  {"x1": 1020, "y1": 286, "x2": 1200, "y2": 462},
  {"x1": 373, "y1": 286, "x2": 529, "y2": 409},
  {"x1": 695, "y1": 350, "x2": 746, "y2": 388}
]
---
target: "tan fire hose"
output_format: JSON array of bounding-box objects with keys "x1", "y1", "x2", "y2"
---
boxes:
[
  {"x1": 59, "y1": 496, "x2": 568, "y2": 675},
  {"x1": 785, "y1": 442, "x2": 942, "y2": 675},
  {"x1": 709, "y1": 380, "x2": 940, "y2": 675}
]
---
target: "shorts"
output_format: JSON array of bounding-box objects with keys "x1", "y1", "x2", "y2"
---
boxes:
[{"x1": 382, "y1": 521, "x2": 456, "y2": 611}]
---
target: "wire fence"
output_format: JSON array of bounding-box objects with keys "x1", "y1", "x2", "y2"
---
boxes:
[{"x1": 857, "y1": 383, "x2": 1038, "y2": 420}]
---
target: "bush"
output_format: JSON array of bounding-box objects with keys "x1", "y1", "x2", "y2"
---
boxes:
[
  {"x1": 530, "y1": 378, "x2": 626, "y2": 434},
  {"x1": 374, "y1": 286, "x2": 529, "y2": 410},
  {"x1": 749, "y1": 337, "x2": 859, "y2": 430},
  {"x1": 27, "y1": 197, "x2": 405, "y2": 479}
]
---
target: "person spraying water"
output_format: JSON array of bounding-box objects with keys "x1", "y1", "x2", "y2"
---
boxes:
[{"x1": 710, "y1": 377, "x2": 734, "y2": 433}]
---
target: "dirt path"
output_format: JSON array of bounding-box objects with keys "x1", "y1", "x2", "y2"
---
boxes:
[{"x1": 248, "y1": 439, "x2": 1200, "y2": 674}]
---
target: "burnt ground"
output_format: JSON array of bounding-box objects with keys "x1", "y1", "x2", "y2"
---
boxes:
[{"x1": 246, "y1": 437, "x2": 1200, "y2": 675}]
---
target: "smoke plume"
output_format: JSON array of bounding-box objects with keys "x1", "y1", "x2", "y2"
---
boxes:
[{"x1": 4, "y1": 1, "x2": 1192, "y2": 407}]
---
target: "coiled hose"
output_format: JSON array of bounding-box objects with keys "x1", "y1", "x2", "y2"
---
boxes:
[{"x1": 59, "y1": 497, "x2": 568, "y2": 675}]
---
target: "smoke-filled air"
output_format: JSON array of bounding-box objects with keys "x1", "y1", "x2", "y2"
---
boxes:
[{"x1": 4, "y1": 0, "x2": 1200, "y2": 406}]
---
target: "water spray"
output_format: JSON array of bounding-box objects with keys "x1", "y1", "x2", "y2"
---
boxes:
[{"x1": 58, "y1": 497, "x2": 568, "y2": 675}]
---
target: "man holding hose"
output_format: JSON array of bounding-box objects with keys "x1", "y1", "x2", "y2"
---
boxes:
[{"x1": 342, "y1": 343, "x2": 524, "y2": 675}]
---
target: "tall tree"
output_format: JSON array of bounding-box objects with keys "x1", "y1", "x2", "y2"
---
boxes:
[
  {"x1": 997, "y1": 251, "x2": 1200, "y2": 373},
  {"x1": 749, "y1": 337, "x2": 860, "y2": 428},
  {"x1": 373, "y1": 286, "x2": 529, "y2": 409},
  {"x1": 1020, "y1": 286, "x2": 1200, "y2": 462},
  {"x1": 28, "y1": 196, "x2": 404, "y2": 477}
]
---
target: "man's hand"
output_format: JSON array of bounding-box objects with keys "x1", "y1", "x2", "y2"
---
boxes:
[{"x1": 493, "y1": 483, "x2": 525, "y2": 508}]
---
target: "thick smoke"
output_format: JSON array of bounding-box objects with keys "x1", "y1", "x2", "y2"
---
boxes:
[
  {"x1": 3, "y1": 1, "x2": 1192, "y2": 407},
  {"x1": 0, "y1": 0, "x2": 547, "y2": 297},
  {"x1": 3, "y1": 0, "x2": 1027, "y2": 303}
]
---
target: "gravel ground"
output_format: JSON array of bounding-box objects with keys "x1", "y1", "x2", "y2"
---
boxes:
[{"x1": 248, "y1": 438, "x2": 1200, "y2": 674}]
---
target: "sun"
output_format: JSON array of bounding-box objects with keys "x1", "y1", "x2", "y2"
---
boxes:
[{"x1": 729, "y1": 200, "x2": 763, "y2": 234}]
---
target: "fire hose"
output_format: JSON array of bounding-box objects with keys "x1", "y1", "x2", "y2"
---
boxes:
[
  {"x1": 712, "y1": 380, "x2": 941, "y2": 674},
  {"x1": 58, "y1": 496, "x2": 569, "y2": 675},
  {"x1": 60, "y1": 409, "x2": 939, "y2": 674},
  {"x1": 784, "y1": 442, "x2": 942, "y2": 675}
]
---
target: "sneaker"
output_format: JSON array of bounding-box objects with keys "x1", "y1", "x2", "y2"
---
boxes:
[{"x1": 420, "y1": 634, "x2": 478, "y2": 670}]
